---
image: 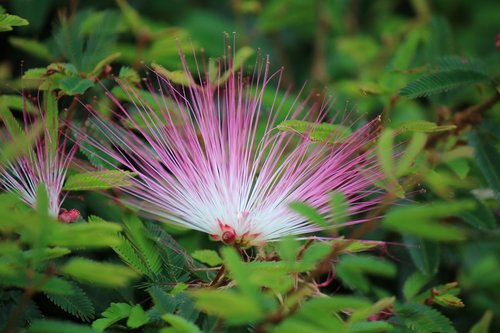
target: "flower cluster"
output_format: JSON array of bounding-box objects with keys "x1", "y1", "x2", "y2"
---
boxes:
[
  {"x1": 81, "y1": 54, "x2": 384, "y2": 246},
  {"x1": 0, "y1": 99, "x2": 79, "y2": 222}
]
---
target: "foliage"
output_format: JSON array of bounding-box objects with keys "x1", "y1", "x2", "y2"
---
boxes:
[{"x1": 0, "y1": 0, "x2": 499, "y2": 332}]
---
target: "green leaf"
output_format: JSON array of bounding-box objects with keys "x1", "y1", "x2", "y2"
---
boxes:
[
  {"x1": 436, "y1": 56, "x2": 488, "y2": 73},
  {"x1": 41, "y1": 277, "x2": 75, "y2": 296},
  {"x1": 398, "y1": 120, "x2": 456, "y2": 133},
  {"x1": 383, "y1": 201, "x2": 475, "y2": 241},
  {"x1": 148, "y1": 285, "x2": 196, "y2": 319},
  {"x1": 404, "y1": 235, "x2": 440, "y2": 275},
  {"x1": 221, "y1": 247, "x2": 259, "y2": 295},
  {"x1": 0, "y1": 103, "x2": 24, "y2": 137},
  {"x1": 277, "y1": 236, "x2": 301, "y2": 264},
  {"x1": 337, "y1": 256, "x2": 396, "y2": 293},
  {"x1": 45, "y1": 91, "x2": 59, "y2": 156},
  {"x1": 109, "y1": 85, "x2": 181, "y2": 129},
  {"x1": 289, "y1": 201, "x2": 327, "y2": 227},
  {"x1": 218, "y1": 46, "x2": 255, "y2": 83},
  {"x1": 350, "y1": 297, "x2": 395, "y2": 323},
  {"x1": 300, "y1": 295, "x2": 371, "y2": 313},
  {"x1": 45, "y1": 281, "x2": 95, "y2": 322},
  {"x1": 338, "y1": 240, "x2": 379, "y2": 254},
  {"x1": 469, "y1": 311, "x2": 493, "y2": 333},
  {"x1": 54, "y1": 11, "x2": 118, "y2": 72},
  {"x1": 59, "y1": 77, "x2": 95, "y2": 96},
  {"x1": 123, "y1": 216, "x2": 162, "y2": 275},
  {"x1": 400, "y1": 69, "x2": 491, "y2": 98},
  {"x1": 152, "y1": 63, "x2": 195, "y2": 87},
  {"x1": 63, "y1": 170, "x2": 135, "y2": 191},
  {"x1": 274, "y1": 316, "x2": 345, "y2": 333},
  {"x1": 375, "y1": 129, "x2": 404, "y2": 197},
  {"x1": 49, "y1": 221, "x2": 122, "y2": 248},
  {"x1": 127, "y1": 304, "x2": 149, "y2": 328},
  {"x1": 244, "y1": 261, "x2": 294, "y2": 293},
  {"x1": 389, "y1": 28, "x2": 422, "y2": 70},
  {"x1": 23, "y1": 67, "x2": 48, "y2": 80},
  {"x1": 0, "y1": 194, "x2": 33, "y2": 233},
  {"x1": 146, "y1": 223, "x2": 194, "y2": 282},
  {"x1": 190, "y1": 289, "x2": 263, "y2": 325},
  {"x1": 110, "y1": 85, "x2": 158, "y2": 105},
  {"x1": 377, "y1": 129, "x2": 395, "y2": 178},
  {"x1": 329, "y1": 192, "x2": 349, "y2": 225},
  {"x1": 118, "y1": 66, "x2": 140, "y2": 84},
  {"x1": 0, "y1": 94, "x2": 37, "y2": 113},
  {"x1": 35, "y1": 183, "x2": 49, "y2": 214},
  {"x1": 274, "y1": 297, "x2": 352, "y2": 333},
  {"x1": 191, "y1": 250, "x2": 223, "y2": 266},
  {"x1": 78, "y1": 122, "x2": 122, "y2": 169},
  {"x1": 116, "y1": 0, "x2": 142, "y2": 34},
  {"x1": 338, "y1": 255, "x2": 397, "y2": 278},
  {"x1": 445, "y1": 158, "x2": 470, "y2": 179},
  {"x1": 92, "y1": 303, "x2": 132, "y2": 332},
  {"x1": 9, "y1": 37, "x2": 51, "y2": 60},
  {"x1": 27, "y1": 320, "x2": 99, "y2": 333},
  {"x1": 460, "y1": 197, "x2": 497, "y2": 230},
  {"x1": 434, "y1": 294, "x2": 464, "y2": 308},
  {"x1": 61, "y1": 257, "x2": 139, "y2": 287},
  {"x1": 112, "y1": 234, "x2": 150, "y2": 275},
  {"x1": 1, "y1": 271, "x2": 74, "y2": 295},
  {"x1": 170, "y1": 282, "x2": 189, "y2": 295},
  {"x1": 349, "y1": 321, "x2": 394, "y2": 333},
  {"x1": 336, "y1": 267, "x2": 370, "y2": 293},
  {"x1": 21, "y1": 247, "x2": 71, "y2": 261},
  {"x1": 0, "y1": 120, "x2": 43, "y2": 167},
  {"x1": 394, "y1": 303, "x2": 457, "y2": 333},
  {"x1": 90, "y1": 52, "x2": 121, "y2": 77},
  {"x1": 0, "y1": 11, "x2": 29, "y2": 32},
  {"x1": 403, "y1": 272, "x2": 431, "y2": 300},
  {"x1": 161, "y1": 314, "x2": 202, "y2": 333},
  {"x1": 31, "y1": 183, "x2": 52, "y2": 268},
  {"x1": 232, "y1": 46, "x2": 255, "y2": 71},
  {"x1": 469, "y1": 129, "x2": 500, "y2": 192},
  {"x1": 396, "y1": 132, "x2": 426, "y2": 177},
  {"x1": 277, "y1": 120, "x2": 352, "y2": 144}
]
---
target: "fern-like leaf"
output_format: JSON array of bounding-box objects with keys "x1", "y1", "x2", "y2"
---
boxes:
[
  {"x1": 45, "y1": 281, "x2": 95, "y2": 322},
  {"x1": 146, "y1": 222, "x2": 194, "y2": 282},
  {"x1": 400, "y1": 69, "x2": 491, "y2": 98},
  {"x1": 124, "y1": 216, "x2": 162, "y2": 275},
  {"x1": 89, "y1": 215, "x2": 153, "y2": 276},
  {"x1": 436, "y1": 56, "x2": 488, "y2": 74},
  {"x1": 78, "y1": 120, "x2": 122, "y2": 169},
  {"x1": 113, "y1": 233, "x2": 151, "y2": 276},
  {"x1": 63, "y1": 170, "x2": 135, "y2": 191},
  {"x1": 394, "y1": 303, "x2": 457, "y2": 333}
]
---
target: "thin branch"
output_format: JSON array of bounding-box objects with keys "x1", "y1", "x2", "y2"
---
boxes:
[{"x1": 426, "y1": 91, "x2": 500, "y2": 147}]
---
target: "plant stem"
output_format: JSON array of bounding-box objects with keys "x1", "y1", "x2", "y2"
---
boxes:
[
  {"x1": 4, "y1": 265, "x2": 55, "y2": 333},
  {"x1": 254, "y1": 240, "x2": 352, "y2": 332},
  {"x1": 426, "y1": 92, "x2": 500, "y2": 147},
  {"x1": 209, "y1": 265, "x2": 226, "y2": 288},
  {"x1": 4, "y1": 287, "x2": 36, "y2": 333}
]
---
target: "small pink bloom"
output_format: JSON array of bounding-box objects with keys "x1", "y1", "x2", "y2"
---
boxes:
[
  {"x1": 58, "y1": 208, "x2": 81, "y2": 223},
  {"x1": 0, "y1": 97, "x2": 78, "y2": 219},
  {"x1": 83, "y1": 50, "x2": 385, "y2": 246}
]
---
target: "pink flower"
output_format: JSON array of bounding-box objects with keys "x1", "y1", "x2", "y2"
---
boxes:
[
  {"x1": 0, "y1": 98, "x2": 78, "y2": 222},
  {"x1": 83, "y1": 53, "x2": 384, "y2": 246}
]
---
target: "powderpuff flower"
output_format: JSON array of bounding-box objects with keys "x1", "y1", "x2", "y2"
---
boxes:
[
  {"x1": 0, "y1": 98, "x2": 79, "y2": 222},
  {"x1": 83, "y1": 51, "x2": 384, "y2": 246}
]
